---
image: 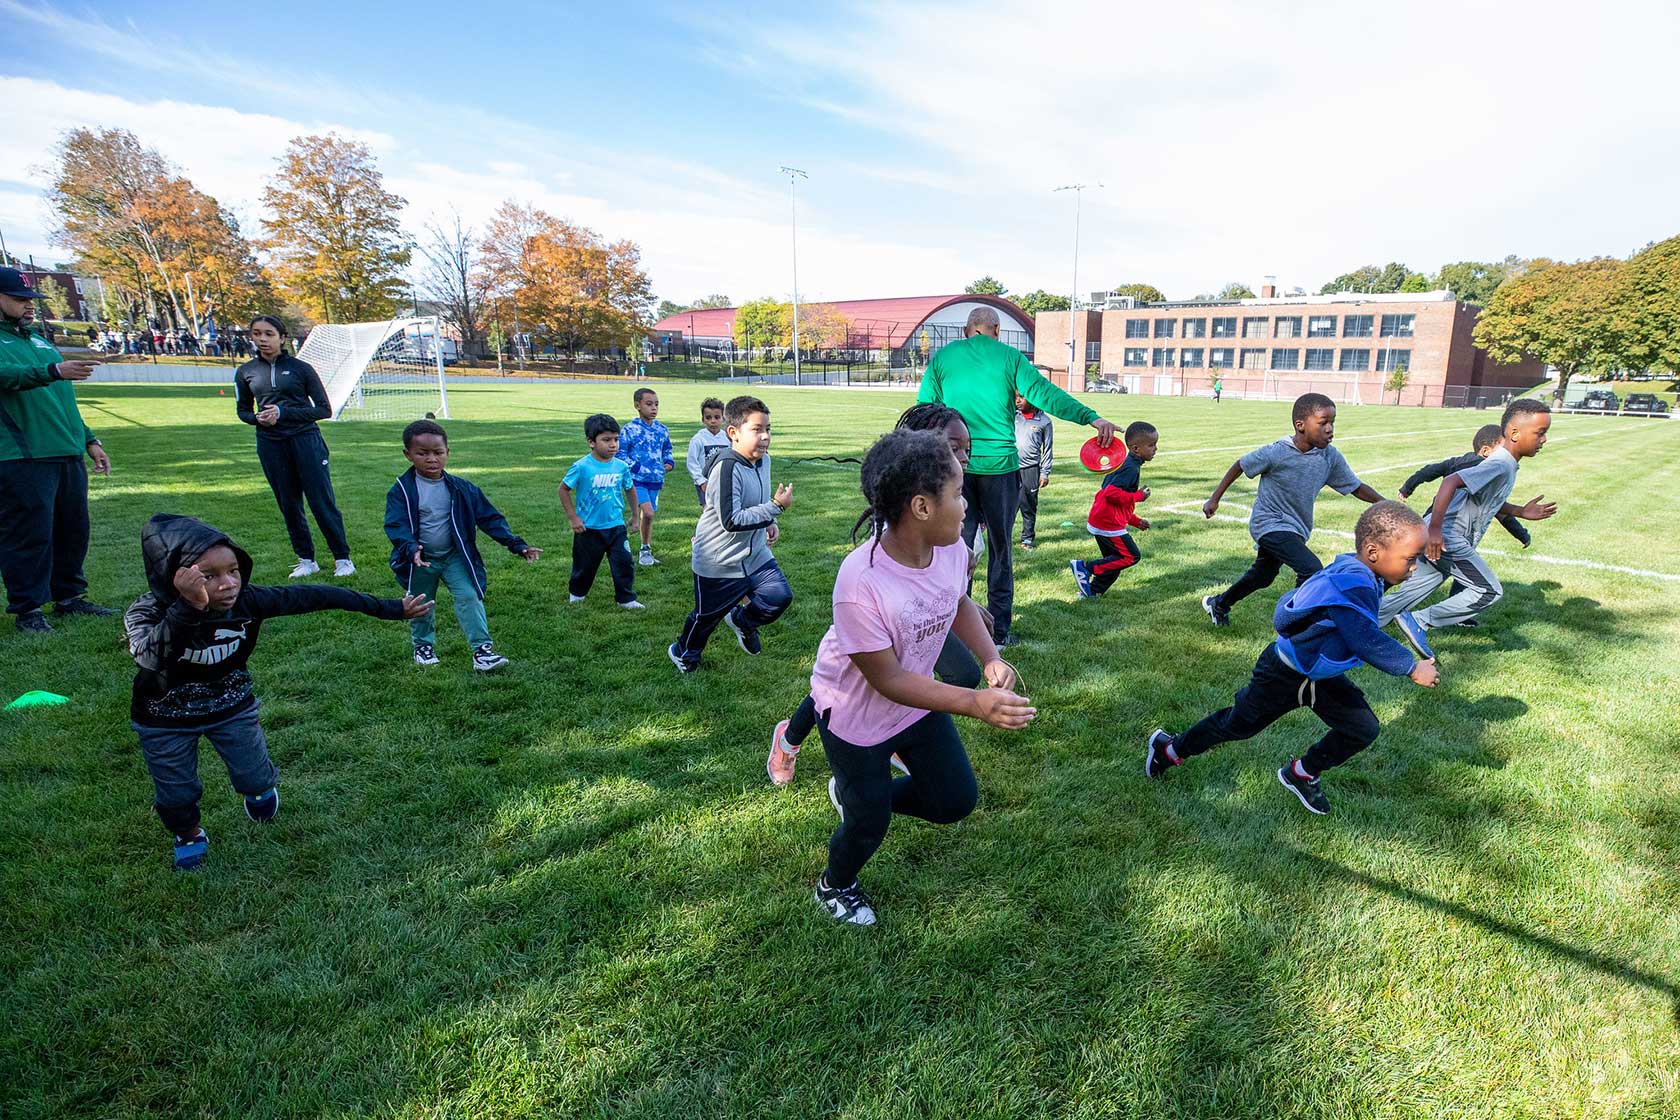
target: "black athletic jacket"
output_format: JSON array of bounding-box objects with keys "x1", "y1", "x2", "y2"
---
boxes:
[
  {"x1": 234, "y1": 354, "x2": 333, "y2": 440},
  {"x1": 1399, "y1": 452, "x2": 1531, "y2": 546},
  {"x1": 124, "y1": 514, "x2": 405, "y2": 727}
]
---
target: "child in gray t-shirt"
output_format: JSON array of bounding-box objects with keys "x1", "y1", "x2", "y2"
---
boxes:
[
  {"x1": 1201, "y1": 393, "x2": 1383, "y2": 626},
  {"x1": 1379, "y1": 398, "x2": 1556, "y2": 654}
]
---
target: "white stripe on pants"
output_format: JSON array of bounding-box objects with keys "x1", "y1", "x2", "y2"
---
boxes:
[{"x1": 1378, "y1": 548, "x2": 1503, "y2": 629}]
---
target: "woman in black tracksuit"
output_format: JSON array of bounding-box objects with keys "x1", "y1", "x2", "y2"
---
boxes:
[{"x1": 234, "y1": 315, "x2": 353, "y2": 578}]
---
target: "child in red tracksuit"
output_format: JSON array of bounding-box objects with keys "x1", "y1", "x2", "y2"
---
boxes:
[{"x1": 1070, "y1": 421, "x2": 1158, "y2": 597}]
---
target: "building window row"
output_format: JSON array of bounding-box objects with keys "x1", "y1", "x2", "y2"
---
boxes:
[
  {"x1": 1114, "y1": 346, "x2": 1410, "y2": 373},
  {"x1": 1110, "y1": 310, "x2": 1418, "y2": 341}
]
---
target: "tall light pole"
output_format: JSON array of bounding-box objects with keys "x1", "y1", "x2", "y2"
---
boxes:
[
  {"x1": 780, "y1": 166, "x2": 808, "y2": 384},
  {"x1": 1053, "y1": 183, "x2": 1101, "y2": 380}
]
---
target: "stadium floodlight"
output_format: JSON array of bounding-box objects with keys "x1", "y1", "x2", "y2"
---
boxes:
[
  {"x1": 299, "y1": 314, "x2": 450, "y2": 422},
  {"x1": 1053, "y1": 182, "x2": 1102, "y2": 379},
  {"x1": 780, "y1": 166, "x2": 807, "y2": 385}
]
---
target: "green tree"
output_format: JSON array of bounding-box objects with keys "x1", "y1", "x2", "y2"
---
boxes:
[
  {"x1": 733, "y1": 297, "x2": 791, "y2": 350},
  {"x1": 1474, "y1": 258, "x2": 1621, "y2": 404},
  {"x1": 37, "y1": 275, "x2": 75, "y2": 321},
  {"x1": 1399, "y1": 271, "x2": 1432, "y2": 293},
  {"x1": 964, "y1": 275, "x2": 1007, "y2": 296},
  {"x1": 1437, "y1": 260, "x2": 1516, "y2": 306},
  {"x1": 692, "y1": 293, "x2": 734, "y2": 310},
  {"x1": 261, "y1": 133, "x2": 412, "y2": 323},
  {"x1": 1319, "y1": 262, "x2": 1410, "y2": 295},
  {"x1": 1611, "y1": 235, "x2": 1680, "y2": 374},
  {"x1": 655, "y1": 299, "x2": 689, "y2": 321},
  {"x1": 1010, "y1": 290, "x2": 1070, "y2": 314},
  {"x1": 1216, "y1": 282, "x2": 1256, "y2": 300},
  {"x1": 1384, "y1": 362, "x2": 1411, "y2": 404},
  {"x1": 1108, "y1": 283, "x2": 1164, "y2": 303}
]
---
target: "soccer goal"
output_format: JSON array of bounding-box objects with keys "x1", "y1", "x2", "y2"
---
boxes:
[{"x1": 297, "y1": 315, "x2": 451, "y2": 422}]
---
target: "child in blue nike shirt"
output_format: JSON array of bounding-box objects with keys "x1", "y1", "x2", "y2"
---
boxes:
[
  {"x1": 617, "y1": 387, "x2": 675, "y2": 566},
  {"x1": 1145, "y1": 501, "x2": 1439, "y2": 816}
]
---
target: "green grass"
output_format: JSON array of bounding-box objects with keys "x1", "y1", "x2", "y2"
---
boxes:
[{"x1": 4, "y1": 384, "x2": 1679, "y2": 1119}]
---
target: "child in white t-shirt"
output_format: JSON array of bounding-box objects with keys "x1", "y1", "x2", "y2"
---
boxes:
[{"x1": 791, "y1": 428, "x2": 1036, "y2": 927}]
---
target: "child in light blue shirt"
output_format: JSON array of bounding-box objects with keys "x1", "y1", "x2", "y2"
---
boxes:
[{"x1": 561, "y1": 414, "x2": 642, "y2": 609}]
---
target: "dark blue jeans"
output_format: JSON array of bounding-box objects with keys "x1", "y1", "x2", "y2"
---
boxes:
[
  {"x1": 134, "y1": 701, "x2": 276, "y2": 837},
  {"x1": 673, "y1": 559, "x2": 792, "y2": 662},
  {"x1": 256, "y1": 429, "x2": 349, "y2": 561}
]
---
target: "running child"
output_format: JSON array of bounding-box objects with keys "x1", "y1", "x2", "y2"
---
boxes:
[
  {"x1": 1014, "y1": 392, "x2": 1053, "y2": 550},
  {"x1": 1071, "y1": 420, "x2": 1158, "y2": 598},
  {"x1": 804, "y1": 428, "x2": 1034, "y2": 925},
  {"x1": 1398, "y1": 423, "x2": 1535, "y2": 550},
  {"x1": 617, "y1": 387, "x2": 675, "y2": 566},
  {"x1": 385, "y1": 420, "x2": 542, "y2": 671},
  {"x1": 560, "y1": 414, "x2": 643, "y2": 611},
  {"x1": 766, "y1": 403, "x2": 984, "y2": 787},
  {"x1": 1147, "y1": 501, "x2": 1439, "y2": 816},
  {"x1": 687, "y1": 396, "x2": 732, "y2": 503},
  {"x1": 1379, "y1": 398, "x2": 1555, "y2": 652},
  {"x1": 125, "y1": 514, "x2": 430, "y2": 870},
  {"x1": 1201, "y1": 393, "x2": 1384, "y2": 626},
  {"x1": 668, "y1": 395, "x2": 792, "y2": 673}
]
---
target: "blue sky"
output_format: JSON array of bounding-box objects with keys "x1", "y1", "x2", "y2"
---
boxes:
[{"x1": 5, "y1": 0, "x2": 1679, "y2": 307}]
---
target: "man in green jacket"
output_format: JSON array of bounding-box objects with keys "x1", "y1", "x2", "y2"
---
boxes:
[
  {"x1": 0, "y1": 267, "x2": 113, "y2": 633},
  {"x1": 917, "y1": 305, "x2": 1117, "y2": 643}
]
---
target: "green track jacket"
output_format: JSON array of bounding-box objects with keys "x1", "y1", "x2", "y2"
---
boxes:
[{"x1": 0, "y1": 319, "x2": 95, "y2": 461}]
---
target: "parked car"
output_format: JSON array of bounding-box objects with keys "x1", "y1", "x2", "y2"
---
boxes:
[
  {"x1": 1622, "y1": 392, "x2": 1670, "y2": 415},
  {"x1": 1580, "y1": 389, "x2": 1620, "y2": 411},
  {"x1": 1087, "y1": 379, "x2": 1127, "y2": 393}
]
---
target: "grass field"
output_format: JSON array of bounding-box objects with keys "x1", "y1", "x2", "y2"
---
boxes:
[{"x1": 4, "y1": 383, "x2": 1679, "y2": 1119}]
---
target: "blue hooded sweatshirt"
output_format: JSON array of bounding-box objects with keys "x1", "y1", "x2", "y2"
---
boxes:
[
  {"x1": 384, "y1": 468, "x2": 528, "y2": 599},
  {"x1": 1272, "y1": 553, "x2": 1416, "y2": 680}
]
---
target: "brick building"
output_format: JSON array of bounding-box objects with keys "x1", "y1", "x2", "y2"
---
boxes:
[{"x1": 1035, "y1": 288, "x2": 1544, "y2": 407}]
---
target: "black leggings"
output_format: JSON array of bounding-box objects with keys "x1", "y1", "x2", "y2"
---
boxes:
[
  {"x1": 1215, "y1": 531, "x2": 1321, "y2": 612},
  {"x1": 783, "y1": 635, "x2": 980, "y2": 749},
  {"x1": 818, "y1": 708, "x2": 977, "y2": 888}
]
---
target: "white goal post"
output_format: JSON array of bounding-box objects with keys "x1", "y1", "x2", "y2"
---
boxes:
[{"x1": 297, "y1": 315, "x2": 451, "y2": 422}]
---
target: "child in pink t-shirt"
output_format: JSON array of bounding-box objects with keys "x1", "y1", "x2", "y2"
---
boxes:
[{"x1": 790, "y1": 428, "x2": 1036, "y2": 927}]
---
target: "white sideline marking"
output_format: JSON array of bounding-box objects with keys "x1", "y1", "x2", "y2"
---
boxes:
[
  {"x1": 1150, "y1": 502, "x2": 1680, "y2": 583},
  {"x1": 1357, "y1": 420, "x2": 1653, "y2": 477}
]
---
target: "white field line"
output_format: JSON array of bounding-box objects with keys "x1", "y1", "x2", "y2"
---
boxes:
[
  {"x1": 1357, "y1": 420, "x2": 1649, "y2": 477},
  {"x1": 1150, "y1": 501, "x2": 1680, "y2": 583}
]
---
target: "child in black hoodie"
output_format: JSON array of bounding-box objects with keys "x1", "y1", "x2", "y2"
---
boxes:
[{"x1": 123, "y1": 513, "x2": 430, "y2": 871}]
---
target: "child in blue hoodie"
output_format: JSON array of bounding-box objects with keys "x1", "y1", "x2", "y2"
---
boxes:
[{"x1": 1145, "y1": 501, "x2": 1439, "y2": 815}]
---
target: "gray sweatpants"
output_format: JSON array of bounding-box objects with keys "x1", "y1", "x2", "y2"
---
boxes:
[{"x1": 1378, "y1": 546, "x2": 1502, "y2": 630}]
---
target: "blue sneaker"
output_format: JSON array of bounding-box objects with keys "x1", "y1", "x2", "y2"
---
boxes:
[
  {"x1": 244, "y1": 787, "x2": 279, "y2": 823},
  {"x1": 667, "y1": 642, "x2": 699, "y2": 674},
  {"x1": 1069, "y1": 559, "x2": 1093, "y2": 598},
  {"x1": 173, "y1": 828, "x2": 209, "y2": 872},
  {"x1": 1395, "y1": 611, "x2": 1435, "y2": 660}
]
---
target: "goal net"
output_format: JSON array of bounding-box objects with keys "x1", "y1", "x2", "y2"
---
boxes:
[{"x1": 297, "y1": 316, "x2": 451, "y2": 422}]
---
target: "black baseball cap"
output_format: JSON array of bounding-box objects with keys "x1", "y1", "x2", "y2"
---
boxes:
[{"x1": 0, "y1": 267, "x2": 45, "y2": 299}]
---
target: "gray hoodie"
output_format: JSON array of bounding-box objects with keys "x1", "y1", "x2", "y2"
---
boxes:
[{"x1": 691, "y1": 449, "x2": 782, "y2": 579}]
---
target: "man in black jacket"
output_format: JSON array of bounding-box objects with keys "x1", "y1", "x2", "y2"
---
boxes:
[
  {"x1": 124, "y1": 513, "x2": 429, "y2": 870},
  {"x1": 234, "y1": 314, "x2": 353, "y2": 578}
]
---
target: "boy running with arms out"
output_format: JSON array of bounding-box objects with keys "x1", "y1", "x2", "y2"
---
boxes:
[
  {"x1": 125, "y1": 514, "x2": 430, "y2": 870},
  {"x1": 617, "y1": 387, "x2": 675, "y2": 566},
  {"x1": 1148, "y1": 501, "x2": 1438, "y2": 816},
  {"x1": 1379, "y1": 399, "x2": 1555, "y2": 651},
  {"x1": 560, "y1": 414, "x2": 643, "y2": 611},
  {"x1": 669, "y1": 395, "x2": 792, "y2": 672},
  {"x1": 1201, "y1": 393, "x2": 1384, "y2": 626},
  {"x1": 385, "y1": 420, "x2": 542, "y2": 671},
  {"x1": 1071, "y1": 421, "x2": 1158, "y2": 598}
]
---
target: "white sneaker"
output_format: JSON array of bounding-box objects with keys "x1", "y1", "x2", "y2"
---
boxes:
[
  {"x1": 288, "y1": 559, "x2": 320, "y2": 579},
  {"x1": 619, "y1": 600, "x2": 646, "y2": 610},
  {"x1": 334, "y1": 559, "x2": 356, "y2": 577},
  {"x1": 472, "y1": 644, "x2": 509, "y2": 672},
  {"x1": 638, "y1": 547, "x2": 658, "y2": 567},
  {"x1": 568, "y1": 594, "x2": 586, "y2": 603}
]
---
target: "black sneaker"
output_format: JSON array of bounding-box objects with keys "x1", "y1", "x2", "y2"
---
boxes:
[
  {"x1": 1277, "y1": 762, "x2": 1331, "y2": 815},
  {"x1": 244, "y1": 787, "x2": 280, "y2": 823},
  {"x1": 1145, "y1": 729, "x2": 1179, "y2": 778},
  {"x1": 667, "y1": 642, "x2": 699, "y2": 674},
  {"x1": 996, "y1": 631, "x2": 1020, "y2": 648},
  {"x1": 15, "y1": 609, "x2": 52, "y2": 634},
  {"x1": 724, "y1": 611, "x2": 761, "y2": 655},
  {"x1": 413, "y1": 642, "x2": 440, "y2": 667},
  {"x1": 1202, "y1": 595, "x2": 1230, "y2": 627},
  {"x1": 814, "y1": 874, "x2": 877, "y2": 926},
  {"x1": 53, "y1": 597, "x2": 115, "y2": 617},
  {"x1": 471, "y1": 644, "x2": 510, "y2": 672}
]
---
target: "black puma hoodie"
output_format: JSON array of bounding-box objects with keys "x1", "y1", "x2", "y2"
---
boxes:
[{"x1": 125, "y1": 514, "x2": 405, "y2": 726}]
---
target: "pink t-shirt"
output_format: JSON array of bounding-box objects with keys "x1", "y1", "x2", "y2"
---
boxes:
[{"x1": 808, "y1": 539, "x2": 970, "y2": 746}]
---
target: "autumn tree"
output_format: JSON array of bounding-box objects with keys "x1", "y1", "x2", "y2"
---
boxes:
[
  {"x1": 1108, "y1": 282, "x2": 1165, "y2": 303},
  {"x1": 477, "y1": 200, "x2": 652, "y2": 356},
  {"x1": 1611, "y1": 235, "x2": 1680, "y2": 375},
  {"x1": 418, "y1": 211, "x2": 489, "y2": 360},
  {"x1": 261, "y1": 134, "x2": 412, "y2": 323},
  {"x1": 964, "y1": 276, "x2": 1007, "y2": 295},
  {"x1": 1010, "y1": 290, "x2": 1070, "y2": 314},
  {"x1": 1474, "y1": 257, "x2": 1622, "y2": 403},
  {"x1": 797, "y1": 302, "x2": 849, "y2": 350},
  {"x1": 733, "y1": 297, "x2": 791, "y2": 350}
]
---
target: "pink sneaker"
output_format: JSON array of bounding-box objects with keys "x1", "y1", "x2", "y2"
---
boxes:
[{"x1": 767, "y1": 720, "x2": 799, "y2": 786}]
